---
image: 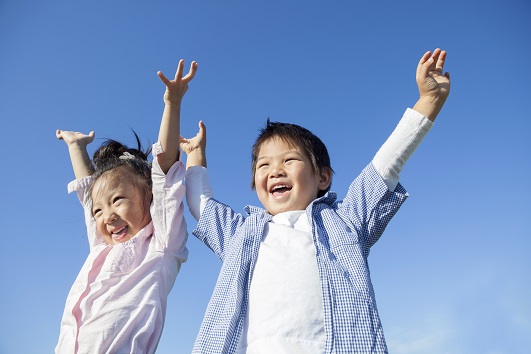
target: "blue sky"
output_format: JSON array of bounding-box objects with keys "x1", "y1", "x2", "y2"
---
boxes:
[{"x1": 1, "y1": 0, "x2": 530, "y2": 353}]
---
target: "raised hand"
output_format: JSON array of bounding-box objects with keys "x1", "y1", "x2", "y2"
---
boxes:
[
  {"x1": 413, "y1": 49, "x2": 451, "y2": 121},
  {"x1": 56, "y1": 130, "x2": 95, "y2": 178},
  {"x1": 180, "y1": 120, "x2": 206, "y2": 155},
  {"x1": 158, "y1": 60, "x2": 198, "y2": 104},
  {"x1": 180, "y1": 120, "x2": 207, "y2": 169},
  {"x1": 156, "y1": 60, "x2": 198, "y2": 173},
  {"x1": 56, "y1": 130, "x2": 95, "y2": 147},
  {"x1": 416, "y1": 48, "x2": 451, "y2": 103}
]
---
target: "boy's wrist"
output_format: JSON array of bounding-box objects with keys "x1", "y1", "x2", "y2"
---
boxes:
[
  {"x1": 164, "y1": 98, "x2": 183, "y2": 106},
  {"x1": 413, "y1": 96, "x2": 446, "y2": 121},
  {"x1": 188, "y1": 148, "x2": 206, "y2": 159},
  {"x1": 186, "y1": 149, "x2": 207, "y2": 168}
]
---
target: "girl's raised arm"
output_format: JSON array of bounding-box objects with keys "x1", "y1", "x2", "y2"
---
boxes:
[
  {"x1": 56, "y1": 130, "x2": 95, "y2": 179},
  {"x1": 156, "y1": 59, "x2": 198, "y2": 174}
]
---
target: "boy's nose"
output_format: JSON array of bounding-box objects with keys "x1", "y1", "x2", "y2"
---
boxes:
[{"x1": 269, "y1": 164, "x2": 286, "y2": 178}]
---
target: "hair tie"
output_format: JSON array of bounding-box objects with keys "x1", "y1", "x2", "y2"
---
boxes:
[
  {"x1": 119, "y1": 151, "x2": 151, "y2": 168},
  {"x1": 119, "y1": 151, "x2": 135, "y2": 160}
]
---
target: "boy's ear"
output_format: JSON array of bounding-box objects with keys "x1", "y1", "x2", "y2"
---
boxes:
[{"x1": 318, "y1": 167, "x2": 332, "y2": 191}]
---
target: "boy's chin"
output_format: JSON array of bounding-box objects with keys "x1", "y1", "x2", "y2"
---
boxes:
[{"x1": 265, "y1": 205, "x2": 305, "y2": 216}]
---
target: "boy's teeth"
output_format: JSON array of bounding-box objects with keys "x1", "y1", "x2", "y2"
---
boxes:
[{"x1": 271, "y1": 185, "x2": 290, "y2": 193}]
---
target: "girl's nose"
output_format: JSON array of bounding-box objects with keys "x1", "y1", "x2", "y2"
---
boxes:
[{"x1": 103, "y1": 211, "x2": 117, "y2": 224}]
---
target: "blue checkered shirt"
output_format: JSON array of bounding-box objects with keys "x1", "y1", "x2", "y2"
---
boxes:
[{"x1": 192, "y1": 162, "x2": 408, "y2": 353}]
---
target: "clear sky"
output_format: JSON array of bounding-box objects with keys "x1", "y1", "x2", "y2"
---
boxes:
[{"x1": 1, "y1": 0, "x2": 530, "y2": 353}]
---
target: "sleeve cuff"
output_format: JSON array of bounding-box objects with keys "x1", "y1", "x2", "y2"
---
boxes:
[
  {"x1": 372, "y1": 108, "x2": 433, "y2": 191},
  {"x1": 152, "y1": 141, "x2": 164, "y2": 158},
  {"x1": 67, "y1": 176, "x2": 92, "y2": 194}
]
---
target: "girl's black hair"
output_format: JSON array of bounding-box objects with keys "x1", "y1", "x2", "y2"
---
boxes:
[{"x1": 89, "y1": 131, "x2": 152, "y2": 205}]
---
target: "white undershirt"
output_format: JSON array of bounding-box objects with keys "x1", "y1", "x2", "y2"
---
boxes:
[
  {"x1": 186, "y1": 108, "x2": 432, "y2": 353},
  {"x1": 236, "y1": 211, "x2": 325, "y2": 353}
]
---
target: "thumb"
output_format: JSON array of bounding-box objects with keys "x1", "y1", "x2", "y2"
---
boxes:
[{"x1": 198, "y1": 120, "x2": 206, "y2": 137}]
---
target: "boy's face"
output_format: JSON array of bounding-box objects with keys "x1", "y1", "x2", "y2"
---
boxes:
[
  {"x1": 91, "y1": 173, "x2": 152, "y2": 245},
  {"x1": 254, "y1": 138, "x2": 331, "y2": 215}
]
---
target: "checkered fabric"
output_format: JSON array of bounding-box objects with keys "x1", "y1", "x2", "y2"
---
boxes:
[{"x1": 192, "y1": 163, "x2": 408, "y2": 353}]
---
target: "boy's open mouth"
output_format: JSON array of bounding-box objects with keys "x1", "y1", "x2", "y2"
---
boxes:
[{"x1": 270, "y1": 184, "x2": 291, "y2": 197}]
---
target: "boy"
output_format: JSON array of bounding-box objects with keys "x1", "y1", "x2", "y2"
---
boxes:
[{"x1": 182, "y1": 48, "x2": 450, "y2": 353}]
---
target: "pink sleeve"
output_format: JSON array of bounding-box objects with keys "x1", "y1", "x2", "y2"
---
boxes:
[
  {"x1": 150, "y1": 142, "x2": 189, "y2": 261},
  {"x1": 67, "y1": 175, "x2": 105, "y2": 248}
]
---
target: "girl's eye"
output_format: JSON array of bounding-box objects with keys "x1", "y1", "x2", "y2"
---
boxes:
[
  {"x1": 93, "y1": 209, "x2": 102, "y2": 217},
  {"x1": 113, "y1": 197, "x2": 123, "y2": 204},
  {"x1": 258, "y1": 163, "x2": 269, "y2": 169}
]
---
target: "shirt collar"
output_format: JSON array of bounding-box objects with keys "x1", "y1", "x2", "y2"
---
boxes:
[
  {"x1": 243, "y1": 191, "x2": 337, "y2": 217},
  {"x1": 313, "y1": 190, "x2": 337, "y2": 205}
]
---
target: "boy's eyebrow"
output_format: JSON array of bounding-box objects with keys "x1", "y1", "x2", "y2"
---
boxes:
[
  {"x1": 257, "y1": 149, "x2": 303, "y2": 159},
  {"x1": 256, "y1": 150, "x2": 305, "y2": 164}
]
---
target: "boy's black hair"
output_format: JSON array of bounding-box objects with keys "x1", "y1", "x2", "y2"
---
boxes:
[
  {"x1": 89, "y1": 131, "x2": 152, "y2": 209},
  {"x1": 251, "y1": 119, "x2": 333, "y2": 198}
]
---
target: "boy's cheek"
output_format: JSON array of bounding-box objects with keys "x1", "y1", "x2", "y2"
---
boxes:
[{"x1": 254, "y1": 176, "x2": 267, "y2": 191}]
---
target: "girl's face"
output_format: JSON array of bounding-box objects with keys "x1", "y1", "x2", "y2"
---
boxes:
[{"x1": 91, "y1": 172, "x2": 151, "y2": 245}]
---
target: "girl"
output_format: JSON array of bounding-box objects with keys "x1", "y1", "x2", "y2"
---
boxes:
[{"x1": 55, "y1": 59, "x2": 197, "y2": 354}]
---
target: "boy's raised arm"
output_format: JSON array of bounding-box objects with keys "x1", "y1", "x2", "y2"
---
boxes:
[
  {"x1": 156, "y1": 59, "x2": 198, "y2": 174},
  {"x1": 372, "y1": 49, "x2": 451, "y2": 191},
  {"x1": 180, "y1": 120, "x2": 207, "y2": 170},
  {"x1": 412, "y1": 48, "x2": 451, "y2": 121},
  {"x1": 56, "y1": 130, "x2": 95, "y2": 179},
  {"x1": 181, "y1": 120, "x2": 209, "y2": 221}
]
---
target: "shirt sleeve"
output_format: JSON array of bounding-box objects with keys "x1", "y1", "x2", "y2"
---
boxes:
[
  {"x1": 185, "y1": 165, "x2": 213, "y2": 221},
  {"x1": 339, "y1": 163, "x2": 408, "y2": 252},
  {"x1": 67, "y1": 176, "x2": 105, "y2": 248},
  {"x1": 151, "y1": 142, "x2": 188, "y2": 261},
  {"x1": 192, "y1": 198, "x2": 246, "y2": 260},
  {"x1": 186, "y1": 165, "x2": 247, "y2": 259},
  {"x1": 372, "y1": 108, "x2": 433, "y2": 191}
]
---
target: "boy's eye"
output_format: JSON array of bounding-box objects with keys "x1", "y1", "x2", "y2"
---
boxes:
[
  {"x1": 257, "y1": 163, "x2": 269, "y2": 169},
  {"x1": 285, "y1": 157, "x2": 298, "y2": 163},
  {"x1": 93, "y1": 209, "x2": 102, "y2": 217}
]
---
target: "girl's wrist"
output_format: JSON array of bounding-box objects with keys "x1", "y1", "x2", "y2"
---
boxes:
[
  {"x1": 67, "y1": 141, "x2": 88, "y2": 150},
  {"x1": 163, "y1": 91, "x2": 184, "y2": 105}
]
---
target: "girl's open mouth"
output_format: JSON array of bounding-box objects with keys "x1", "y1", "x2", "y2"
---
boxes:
[{"x1": 111, "y1": 226, "x2": 128, "y2": 241}]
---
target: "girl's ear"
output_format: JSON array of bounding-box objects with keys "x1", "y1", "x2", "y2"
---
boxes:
[{"x1": 318, "y1": 167, "x2": 332, "y2": 191}]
